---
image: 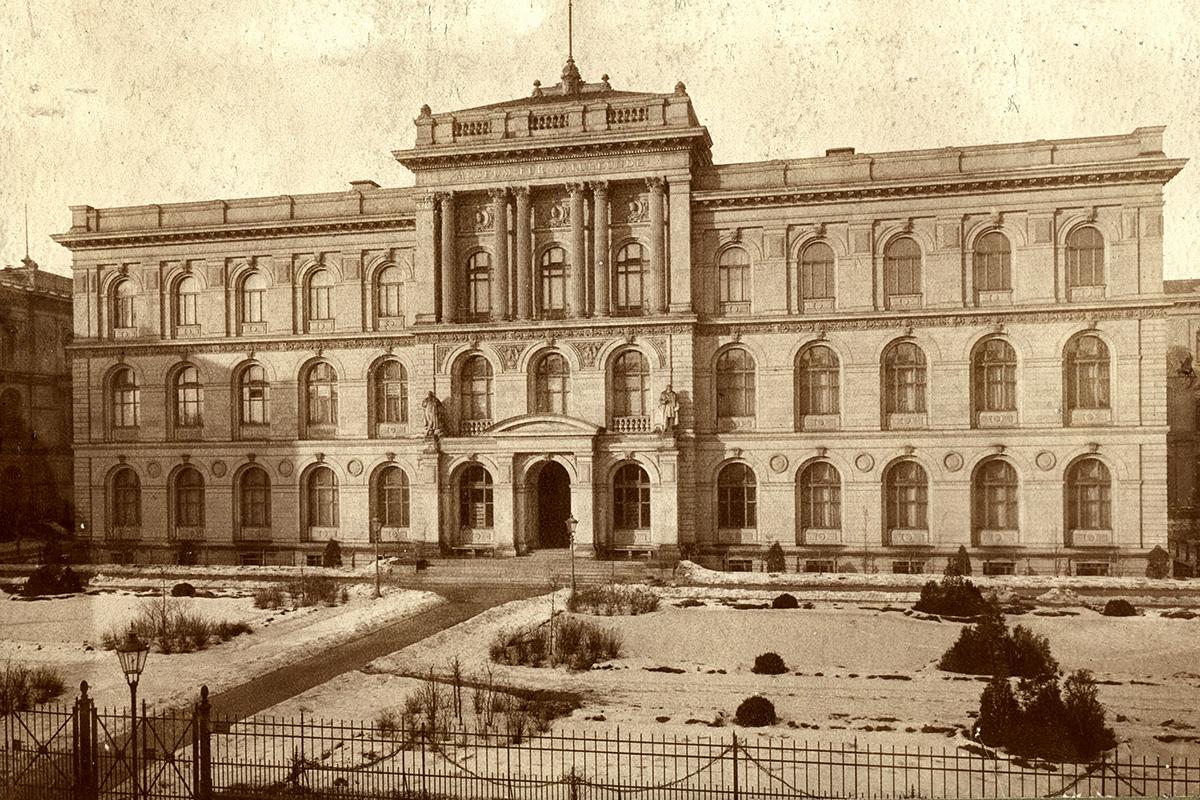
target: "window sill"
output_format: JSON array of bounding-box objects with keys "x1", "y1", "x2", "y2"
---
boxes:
[
  {"x1": 174, "y1": 325, "x2": 201, "y2": 339},
  {"x1": 1067, "y1": 408, "x2": 1112, "y2": 426},
  {"x1": 237, "y1": 424, "x2": 271, "y2": 439},
  {"x1": 110, "y1": 427, "x2": 141, "y2": 442},
  {"x1": 885, "y1": 293, "x2": 923, "y2": 310},
  {"x1": 306, "y1": 319, "x2": 336, "y2": 333},
  {"x1": 716, "y1": 528, "x2": 758, "y2": 544},
  {"x1": 456, "y1": 528, "x2": 494, "y2": 546},
  {"x1": 304, "y1": 425, "x2": 339, "y2": 439},
  {"x1": 611, "y1": 415, "x2": 651, "y2": 433},
  {"x1": 887, "y1": 529, "x2": 929, "y2": 546},
  {"x1": 976, "y1": 411, "x2": 1017, "y2": 428},
  {"x1": 885, "y1": 412, "x2": 927, "y2": 430},
  {"x1": 1068, "y1": 286, "x2": 1106, "y2": 302},
  {"x1": 718, "y1": 301, "x2": 752, "y2": 316},
  {"x1": 240, "y1": 322, "x2": 267, "y2": 335},
  {"x1": 461, "y1": 419, "x2": 492, "y2": 436},
  {"x1": 305, "y1": 526, "x2": 339, "y2": 542},
  {"x1": 613, "y1": 528, "x2": 652, "y2": 545},
  {"x1": 173, "y1": 425, "x2": 204, "y2": 440},
  {"x1": 375, "y1": 422, "x2": 410, "y2": 438},
  {"x1": 108, "y1": 527, "x2": 141, "y2": 541},
  {"x1": 799, "y1": 414, "x2": 839, "y2": 431},
  {"x1": 1070, "y1": 529, "x2": 1113, "y2": 547},
  {"x1": 235, "y1": 528, "x2": 272, "y2": 542},
  {"x1": 799, "y1": 298, "x2": 835, "y2": 313},
  {"x1": 800, "y1": 528, "x2": 842, "y2": 546},
  {"x1": 172, "y1": 527, "x2": 206, "y2": 540},
  {"x1": 376, "y1": 316, "x2": 406, "y2": 331},
  {"x1": 977, "y1": 529, "x2": 1019, "y2": 547},
  {"x1": 975, "y1": 290, "x2": 1012, "y2": 306},
  {"x1": 112, "y1": 327, "x2": 138, "y2": 340},
  {"x1": 717, "y1": 416, "x2": 756, "y2": 432}
]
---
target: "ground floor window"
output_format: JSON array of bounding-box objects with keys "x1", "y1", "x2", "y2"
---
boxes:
[
  {"x1": 982, "y1": 560, "x2": 1015, "y2": 576},
  {"x1": 458, "y1": 465, "x2": 494, "y2": 528},
  {"x1": 1075, "y1": 561, "x2": 1110, "y2": 577},
  {"x1": 239, "y1": 551, "x2": 265, "y2": 567},
  {"x1": 725, "y1": 558, "x2": 754, "y2": 572},
  {"x1": 892, "y1": 560, "x2": 926, "y2": 574},
  {"x1": 804, "y1": 559, "x2": 836, "y2": 573}
]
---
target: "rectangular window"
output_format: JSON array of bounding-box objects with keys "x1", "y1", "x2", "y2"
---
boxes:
[
  {"x1": 116, "y1": 297, "x2": 135, "y2": 329},
  {"x1": 177, "y1": 489, "x2": 203, "y2": 527},
  {"x1": 243, "y1": 290, "x2": 265, "y2": 324},
  {"x1": 726, "y1": 558, "x2": 753, "y2": 573},
  {"x1": 178, "y1": 293, "x2": 197, "y2": 326},
  {"x1": 309, "y1": 286, "x2": 332, "y2": 320},
  {"x1": 1075, "y1": 562, "x2": 1110, "y2": 577},
  {"x1": 891, "y1": 560, "x2": 926, "y2": 575},
  {"x1": 243, "y1": 385, "x2": 268, "y2": 425},
  {"x1": 379, "y1": 284, "x2": 402, "y2": 318},
  {"x1": 239, "y1": 552, "x2": 265, "y2": 567},
  {"x1": 982, "y1": 561, "x2": 1016, "y2": 576},
  {"x1": 804, "y1": 560, "x2": 835, "y2": 574}
]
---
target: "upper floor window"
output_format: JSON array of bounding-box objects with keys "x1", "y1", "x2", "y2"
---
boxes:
[
  {"x1": 882, "y1": 341, "x2": 927, "y2": 416},
  {"x1": 173, "y1": 466, "x2": 205, "y2": 528},
  {"x1": 459, "y1": 355, "x2": 493, "y2": 423},
  {"x1": 458, "y1": 465, "x2": 493, "y2": 529},
  {"x1": 375, "y1": 466, "x2": 410, "y2": 530},
  {"x1": 375, "y1": 360, "x2": 408, "y2": 425},
  {"x1": 110, "y1": 367, "x2": 140, "y2": 428},
  {"x1": 799, "y1": 242, "x2": 835, "y2": 301},
  {"x1": 238, "y1": 466, "x2": 271, "y2": 529},
  {"x1": 717, "y1": 462, "x2": 757, "y2": 529},
  {"x1": 974, "y1": 459, "x2": 1018, "y2": 532},
  {"x1": 306, "y1": 467, "x2": 339, "y2": 529},
  {"x1": 377, "y1": 265, "x2": 404, "y2": 320},
  {"x1": 973, "y1": 232, "x2": 1012, "y2": 294},
  {"x1": 1066, "y1": 458, "x2": 1111, "y2": 531},
  {"x1": 716, "y1": 347, "x2": 756, "y2": 419},
  {"x1": 239, "y1": 364, "x2": 270, "y2": 426},
  {"x1": 885, "y1": 460, "x2": 928, "y2": 532},
  {"x1": 1065, "y1": 334, "x2": 1110, "y2": 412},
  {"x1": 0, "y1": 327, "x2": 14, "y2": 366},
  {"x1": 796, "y1": 345, "x2": 840, "y2": 418},
  {"x1": 174, "y1": 365, "x2": 203, "y2": 428},
  {"x1": 798, "y1": 462, "x2": 841, "y2": 531},
  {"x1": 241, "y1": 272, "x2": 267, "y2": 325},
  {"x1": 612, "y1": 350, "x2": 650, "y2": 418},
  {"x1": 972, "y1": 338, "x2": 1017, "y2": 415},
  {"x1": 467, "y1": 252, "x2": 492, "y2": 319},
  {"x1": 718, "y1": 247, "x2": 750, "y2": 310},
  {"x1": 307, "y1": 269, "x2": 334, "y2": 322},
  {"x1": 539, "y1": 247, "x2": 567, "y2": 317},
  {"x1": 883, "y1": 237, "x2": 922, "y2": 299},
  {"x1": 1066, "y1": 227, "x2": 1105, "y2": 288},
  {"x1": 534, "y1": 352, "x2": 570, "y2": 415},
  {"x1": 175, "y1": 275, "x2": 199, "y2": 328},
  {"x1": 110, "y1": 467, "x2": 141, "y2": 528},
  {"x1": 305, "y1": 362, "x2": 339, "y2": 428},
  {"x1": 613, "y1": 463, "x2": 651, "y2": 530},
  {"x1": 613, "y1": 243, "x2": 645, "y2": 314},
  {"x1": 113, "y1": 279, "x2": 136, "y2": 330}
]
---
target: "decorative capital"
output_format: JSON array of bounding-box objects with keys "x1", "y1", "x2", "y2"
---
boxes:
[
  {"x1": 415, "y1": 193, "x2": 437, "y2": 210},
  {"x1": 645, "y1": 177, "x2": 666, "y2": 193},
  {"x1": 487, "y1": 187, "x2": 508, "y2": 201},
  {"x1": 564, "y1": 182, "x2": 587, "y2": 195},
  {"x1": 512, "y1": 186, "x2": 531, "y2": 199}
]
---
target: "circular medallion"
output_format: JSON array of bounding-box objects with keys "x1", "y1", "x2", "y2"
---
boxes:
[
  {"x1": 942, "y1": 452, "x2": 964, "y2": 472},
  {"x1": 277, "y1": 459, "x2": 294, "y2": 477},
  {"x1": 768, "y1": 454, "x2": 789, "y2": 474},
  {"x1": 146, "y1": 461, "x2": 162, "y2": 479},
  {"x1": 347, "y1": 459, "x2": 364, "y2": 477},
  {"x1": 210, "y1": 460, "x2": 227, "y2": 478},
  {"x1": 1035, "y1": 451, "x2": 1057, "y2": 471},
  {"x1": 854, "y1": 453, "x2": 875, "y2": 473}
]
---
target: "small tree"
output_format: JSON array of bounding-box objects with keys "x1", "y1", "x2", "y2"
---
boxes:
[
  {"x1": 1061, "y1": 669, "x2": 1116, "y2": 757},
  {"x1": 735, "y1": 696, "x2": 776, "y2": 727},
  {"x1": 977, "y1": 673, "x2": 1018, "y2": 746},
  {"x1": 765, "y1": 542, "x2": 786, "y2": 573},
  {"x1": 945, "y1": 545, "x2": 972, "y2": 577},
  {"x1": 1145, "y1": 546, "x2": 1171, "y2": 579},
  {"x1": 322, "y1": 539, "x2": 343, "y2": 568}
]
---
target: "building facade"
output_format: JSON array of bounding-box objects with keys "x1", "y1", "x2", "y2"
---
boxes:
[
  {"x1": 55, "y1": 60, "x2": 1186, "y2": 574},
  {"x1": 0, "y1": 257, "x2": 74, "y2": 541}
]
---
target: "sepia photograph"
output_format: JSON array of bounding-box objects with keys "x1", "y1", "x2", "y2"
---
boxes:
[{"x1": 2, "y1": 1, "x2": 1200, "y2": 797}]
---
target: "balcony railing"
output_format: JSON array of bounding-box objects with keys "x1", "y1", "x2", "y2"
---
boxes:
[
  {"x1": 531, "y1": 112, "x2": 569, "y2": 131},
  {"x1": 452, "y1": 119, "x2": 491, "y2": 137},
  {"x1": 462, "y1": 419, "x2": 492, "y2": 436},
  {"x1": 607, "y1": 106, "x2": 648, "y2": 125},
  {"x1": 611, "y1": 415, "x2": 651, "y2": 433}
]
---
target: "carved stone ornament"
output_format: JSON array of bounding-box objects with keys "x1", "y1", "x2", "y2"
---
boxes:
[
  {"x1": 727, "y1": 448, "x2": 743, "y2": 460},
  {"x1": 146, "y1": 462, "x2": 162, "y2": 478},
  {"x1": 942, "y1": 452, "x2": 964, "y2": 472},
  {"x1": 624, "y1": 197, "x2": 649, "y2": 224},
  {"x1": 385, "y1": 451, "x2": 395, "y2": 462},
  {"x1": 769, "y1": 454, "x2": 789, "y2": 474},
  {"x1": 495, "y1": 343, "x2": 524, "y2": 371},
  {"x1": 571, "y1": 339, "x2": 604, "y2": 368},
  {"x1": 277, "y1": 460, "x2": 294, "y2": 477},
  {"x1": 347, "y1": 459, "x2": 364, "y2": 477},
  {"x1": 854, "y1": 453, "x2": 875, "y2": 473},
  {"x1": 1086, "y1": 442, "x2": 1100, "y2": 453},
  {"x1": 1035, "y1": 451, "x2": 1057, "y2": 471},
  {"x1": 210, "y1": 460, "x2": 227, "y2": 478},
  {"x1": 548, "y1": 200, "x2": 571, "y2": 228}
]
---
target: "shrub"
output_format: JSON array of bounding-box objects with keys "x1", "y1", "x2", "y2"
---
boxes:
[
  {"x1": 215, "y1": 621, "x2": 252, "y2": 641},
  {"x1": 976, "y1": 673, "x2": 1019, "y2": 746},
  {"x1": 944, "y1": 545, "x2": 973, "y2": 577},
  {"x1": 1146, "y1": 545, "x2": 1172, "y2": 579},
  {"x1": 321, "y1": 539, "x2": 343, "y2": 568},
  {"x1": 1102, "y1": 598, "x2": 1137, "y2": 617},
  {"x1": 914, "y1": 575, "x2": 989, "y2": 617},
  {"x1": 765, "y1": 542, "x2": 786, "y2": 573},
  {"x1": 103, "y1": 594, "x2": 249, "y2": 654},
  {"x1": 734, "y1": 695, "x2": 776, "y2": 727},
  {"x1": 0, "y1": 663, "x2": 65, "y2": 714},
  {"x1": 490, "y1": 616, "x2": 622, "y2": 670},
  {"x1": 568, "y1": 584, "x2": 660, "y2": 616},
  {"x1": 375, "y1": 709, "x2": 401, "y2": 737},
  {"x1": 771, "y1": 593, "x2": 799, "y2": 609},
  {"x1": 1006, "y1": 625, "x2": 1059, "y2": 678},
  {"x1": 1061, "y1": 669, "x2": 1118, "y2": 757},
  {"x1": 171, "y1": 582, "x2": 197, "y2": 598},
  {"x1": 22, "y1": 564, "x2": 84, "y2": 596},
  {"x1": 938, "y1": 606, "x2": 1057, "y2": 677},
  {"x1": 977, "y1": 670, "x2": 1115, "y2": 762},
  {"x1": 286, "y1": 575, "x2": 338, "y2": 607},
  {"x1": 253, "y1": 586, "x2": 285, "y2": 609},
  {"x1": 751, "y1": 652, "x2": 788, "y2": 675}
]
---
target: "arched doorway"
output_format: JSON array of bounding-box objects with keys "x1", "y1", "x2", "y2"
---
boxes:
[{"x1": 535, "y1": 461, "x2": 572, "y2": 549}]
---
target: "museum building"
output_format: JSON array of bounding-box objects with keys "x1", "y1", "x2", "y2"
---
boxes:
[{"x1": 54, "y1": 58, "x2": 1188, "y2": 574}]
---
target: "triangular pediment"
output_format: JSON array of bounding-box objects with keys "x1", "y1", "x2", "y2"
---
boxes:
[{"x1": 486, "y1": 414, "x2": 602, "y2": 436}]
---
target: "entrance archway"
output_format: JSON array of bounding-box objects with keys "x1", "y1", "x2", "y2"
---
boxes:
[{"x1": 535, "y1": 461, "x2": 572, "y2": 549}]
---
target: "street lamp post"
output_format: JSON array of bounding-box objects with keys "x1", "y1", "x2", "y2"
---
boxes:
[
  {"x1": 564, "y1": 515, "x2": 578, "y2": 594},
  {"x1": 371, "y1": 516, "x2": 383, "y2": 598},
  {"x1": 115, "y1": 625, "x2": 149, "y2": 800}
]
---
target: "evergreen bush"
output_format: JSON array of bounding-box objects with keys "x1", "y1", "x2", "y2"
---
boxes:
[
  {"x1": 1146, "y1": 546, "x2": 1171, "y2": 579},
  {"x1": 321, "y1": 539, "x2": 343, "y2": 568},
  {"x1": 734, "y1": 696, "x2": 776, "y2": 727},
  {"x1": 751, "y1": 652, "x2": 788, "y2": 675},
  {"x1": 1101, "y1": 598, "x2": 1137, "y2": 617},
  {"x1": 765, "y1": 542, "x2": 786, "y2": 573},
  {"x1": 944, "y1": 545, "x2": 973, "y2": 577},
  {"x1": 171, "y1": 582, "x2": 197, "y2": 597},
  {"x1": 771, "y1": 593, "x2": 800, "y2": 609},
  {"x1": 914, "y1": 575, "x2": 989, "y2": 617}
]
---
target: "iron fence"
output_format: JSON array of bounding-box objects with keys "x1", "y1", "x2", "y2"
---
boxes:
[{"x1": 3, "y1": 684, "x2": 1199, "y2": 799}]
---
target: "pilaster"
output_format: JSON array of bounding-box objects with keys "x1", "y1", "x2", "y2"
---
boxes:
[
  {"x1": 568, "y1": 183, "x2": 588, "y2": 317},
  {"x1": 647, "y1": 178, "x2": 666, "y2": 314},
  {"x1": 590, "y1": 182, "x2": 611, "y2": 317},
  {"x1": 668, "y1": 177, "x2": 692, "y2": 313}
]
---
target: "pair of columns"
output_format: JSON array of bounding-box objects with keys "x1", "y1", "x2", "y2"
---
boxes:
[{"x1": 437, "y1": 180, "x2": 668, "y2": 323}]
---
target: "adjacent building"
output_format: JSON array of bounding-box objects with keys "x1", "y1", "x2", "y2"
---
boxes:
[{"x1": 54, "y1": 59, "x2": 1187, "y2": 574}]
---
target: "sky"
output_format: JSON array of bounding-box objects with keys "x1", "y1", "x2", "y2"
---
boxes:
[{"x1": 1, "y1": 0, "x2": 1198, "y2": 278}]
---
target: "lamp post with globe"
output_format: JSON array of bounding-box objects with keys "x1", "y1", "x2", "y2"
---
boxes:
[
  {"x1": 115, "y1": 625, "x2": 149, "y2": 799},
  {"x1": 565, "y1": 514, "x2": 579, "y2": 594},
  {"x1": 371, "y1": 516, "x2": 383, "y2": 598}
]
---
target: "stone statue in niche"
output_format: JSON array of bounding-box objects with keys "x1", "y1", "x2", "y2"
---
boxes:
[
  {"x1": 421, "y1": 391, "x2": 447, "y2": 439},
  {"x1": 653, "y1": 384, "x2": 679, "y2": 434}
]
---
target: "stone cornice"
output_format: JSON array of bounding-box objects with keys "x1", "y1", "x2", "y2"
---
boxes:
[
  {"x1": 52, "y1": 216, "x2": 415, "y2": 252},
  {"x1": 395, "y1": 133, "x2": 710, "y2": 172},
  {"x1": 692, "y1": 165, "x2": 1185, "y2": 211}
]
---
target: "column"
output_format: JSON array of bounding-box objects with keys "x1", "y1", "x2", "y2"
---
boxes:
[
  {"x1": 514, "y1": 187, "x2": 532, "y2": 320},
  {"x1": 590, "y1": 181, "x2": 611, "y2": 317},
  {"x1": 568, "y1": 183, "x2": 588, "y2": 317},
  {"x1": 647, "y1": 178, "x2": 666, "y2": 314},
  {"x1": 489, "y1": 188, "x2": 509, "y2": 319},
  {"x1": 438, "y1": 193, "x2": 457, "y2": 323}
]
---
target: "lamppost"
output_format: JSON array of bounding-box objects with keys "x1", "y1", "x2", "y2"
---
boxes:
[
  {"x1": 371, "y1": 516, "x2": 382, "y2": 598},
  {"x1": 564, "y1": 514, "x2": 578, "y2": 594},
  {"x1": 115, "y1": 625, "x2": 149, "y2": 799}
]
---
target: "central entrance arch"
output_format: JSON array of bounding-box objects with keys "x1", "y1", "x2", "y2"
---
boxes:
[{"x1": 535, "y1": 461, "x2": 572, "y2": 549}]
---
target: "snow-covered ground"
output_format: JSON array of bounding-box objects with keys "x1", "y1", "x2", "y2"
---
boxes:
[{"x1": 0, "y1": 583, "x2": 444, "y2": 711}]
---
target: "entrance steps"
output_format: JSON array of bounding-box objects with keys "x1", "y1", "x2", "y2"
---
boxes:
[{"x1": 386, "y1": 549, "x2": 670, "y2": 587}]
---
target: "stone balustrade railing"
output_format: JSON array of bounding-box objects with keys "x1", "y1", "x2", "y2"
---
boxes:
[{"x1": 611, "y1": 415, "x2": 651, "y2": 433}]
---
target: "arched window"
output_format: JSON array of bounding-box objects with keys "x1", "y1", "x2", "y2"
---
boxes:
[
  {"x1": 238, "y1": 466, "x2": 271, "y2": 529},
  {"x1": 613, "y1": 463, "x2": 650, "y2": 530},
  {"x1": 612, "y1": 350, "x2": 650, "y2": 419},
  {"x1": 1066, "y1": 458, "x2": 1111, "y2": 531},
  {"x1": 882, "y1": 341, "x2": 927, "y2": 416},
  {"x1": 305, "y1": 362, "x2": 338, "y2": 428},
  {"x1": 974, "y1": 460, "x2": 1018, "y2": 532},
  {"x1": 306, "y1": 467, "x2": 339, "y2": 529},
  {"x1": 376, "y1": 466, "x2": 410, "y2": 529},
  {"x1": 539, "y1": 247, "x2": 567, "y2": 318},
  {"x1": 973, "y1": 232, "x2": 1012, "y2": 294},
  {"x1": 174, "y1": 365, "x2": 203, "y2": 428},
  {"x1": 799, "y1": 462, "x2": 841, "y2": 531},
  {"x1": 466, "y1": 252, "x2": 492, "y2": 319},
  {"x1": 796, "y1": 345, "x2": 840, "y2": 419},
  {"x1": 717, "y1": 463, "x2": 757, "y2": 529},
  {"x1": 113, "y1": 279, "x2": 136, "y2": 330},
  {"x1": 716, "y1": 348, "x2": 756, "y2": 420},
  {"x1": 241, "y1": 271, "x2": 267, "y2": 325},
  {"x1": 110, "y1": 367, "x2": 140, "y2": 428},
  {"x1": 0, "y1": 327, "x2": 15, "y2": 366},
  {"x1": 534, "y1": 352, "x2": 570, "y2": 414},
  {"x1": 174, "y1": 466, "x2": 205, "y2": 528},
  {"x1": 1066, "y1": 227, "x2": 1105, "y2": 289},
  {"x1": 111, "y1": 467, "x2": 141, "y2": 528},
  {"x1": 376, "y1": 265, "x2": 403, "y2": 320},
  {"x1": 458, "y1": 356, "x2": 493, "y2": 424},
  {"x1": 1065, "y1": 334, "x2": 1110, "y2": 412},
  {"x1": 718, "y1": 247, "x2": 750, "y2": 310},
  {"x1": 239, "y1": 364, "x2": 270, "y2": 426},
  {"x1": 883, "y1": 237, "x2": 922, "y2": 301},
  {"x1": 799, "y1": 242, "x2": 835, "y2": 303},
  {"x1": 972, "y1": 339, "x2": 1017, "y2": 418},
  {"x1": 885, "y1": 460, "x2": 928, "y2": 534},
  {"x1": 614, "y1": 243, "x2": 646, "y2": 314},
  {"x1": 307, "y1": 269, "x2": 334, "y2": 322},
  {"x1": 375, "y1": 360, "x2": 408, "y2": 425},
  {"x1": 175, "y1": 275, "x2": 199, "y2": 328},
  {"x1": 458, "y1": 465, "x2": 493, "y2": 528}
]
